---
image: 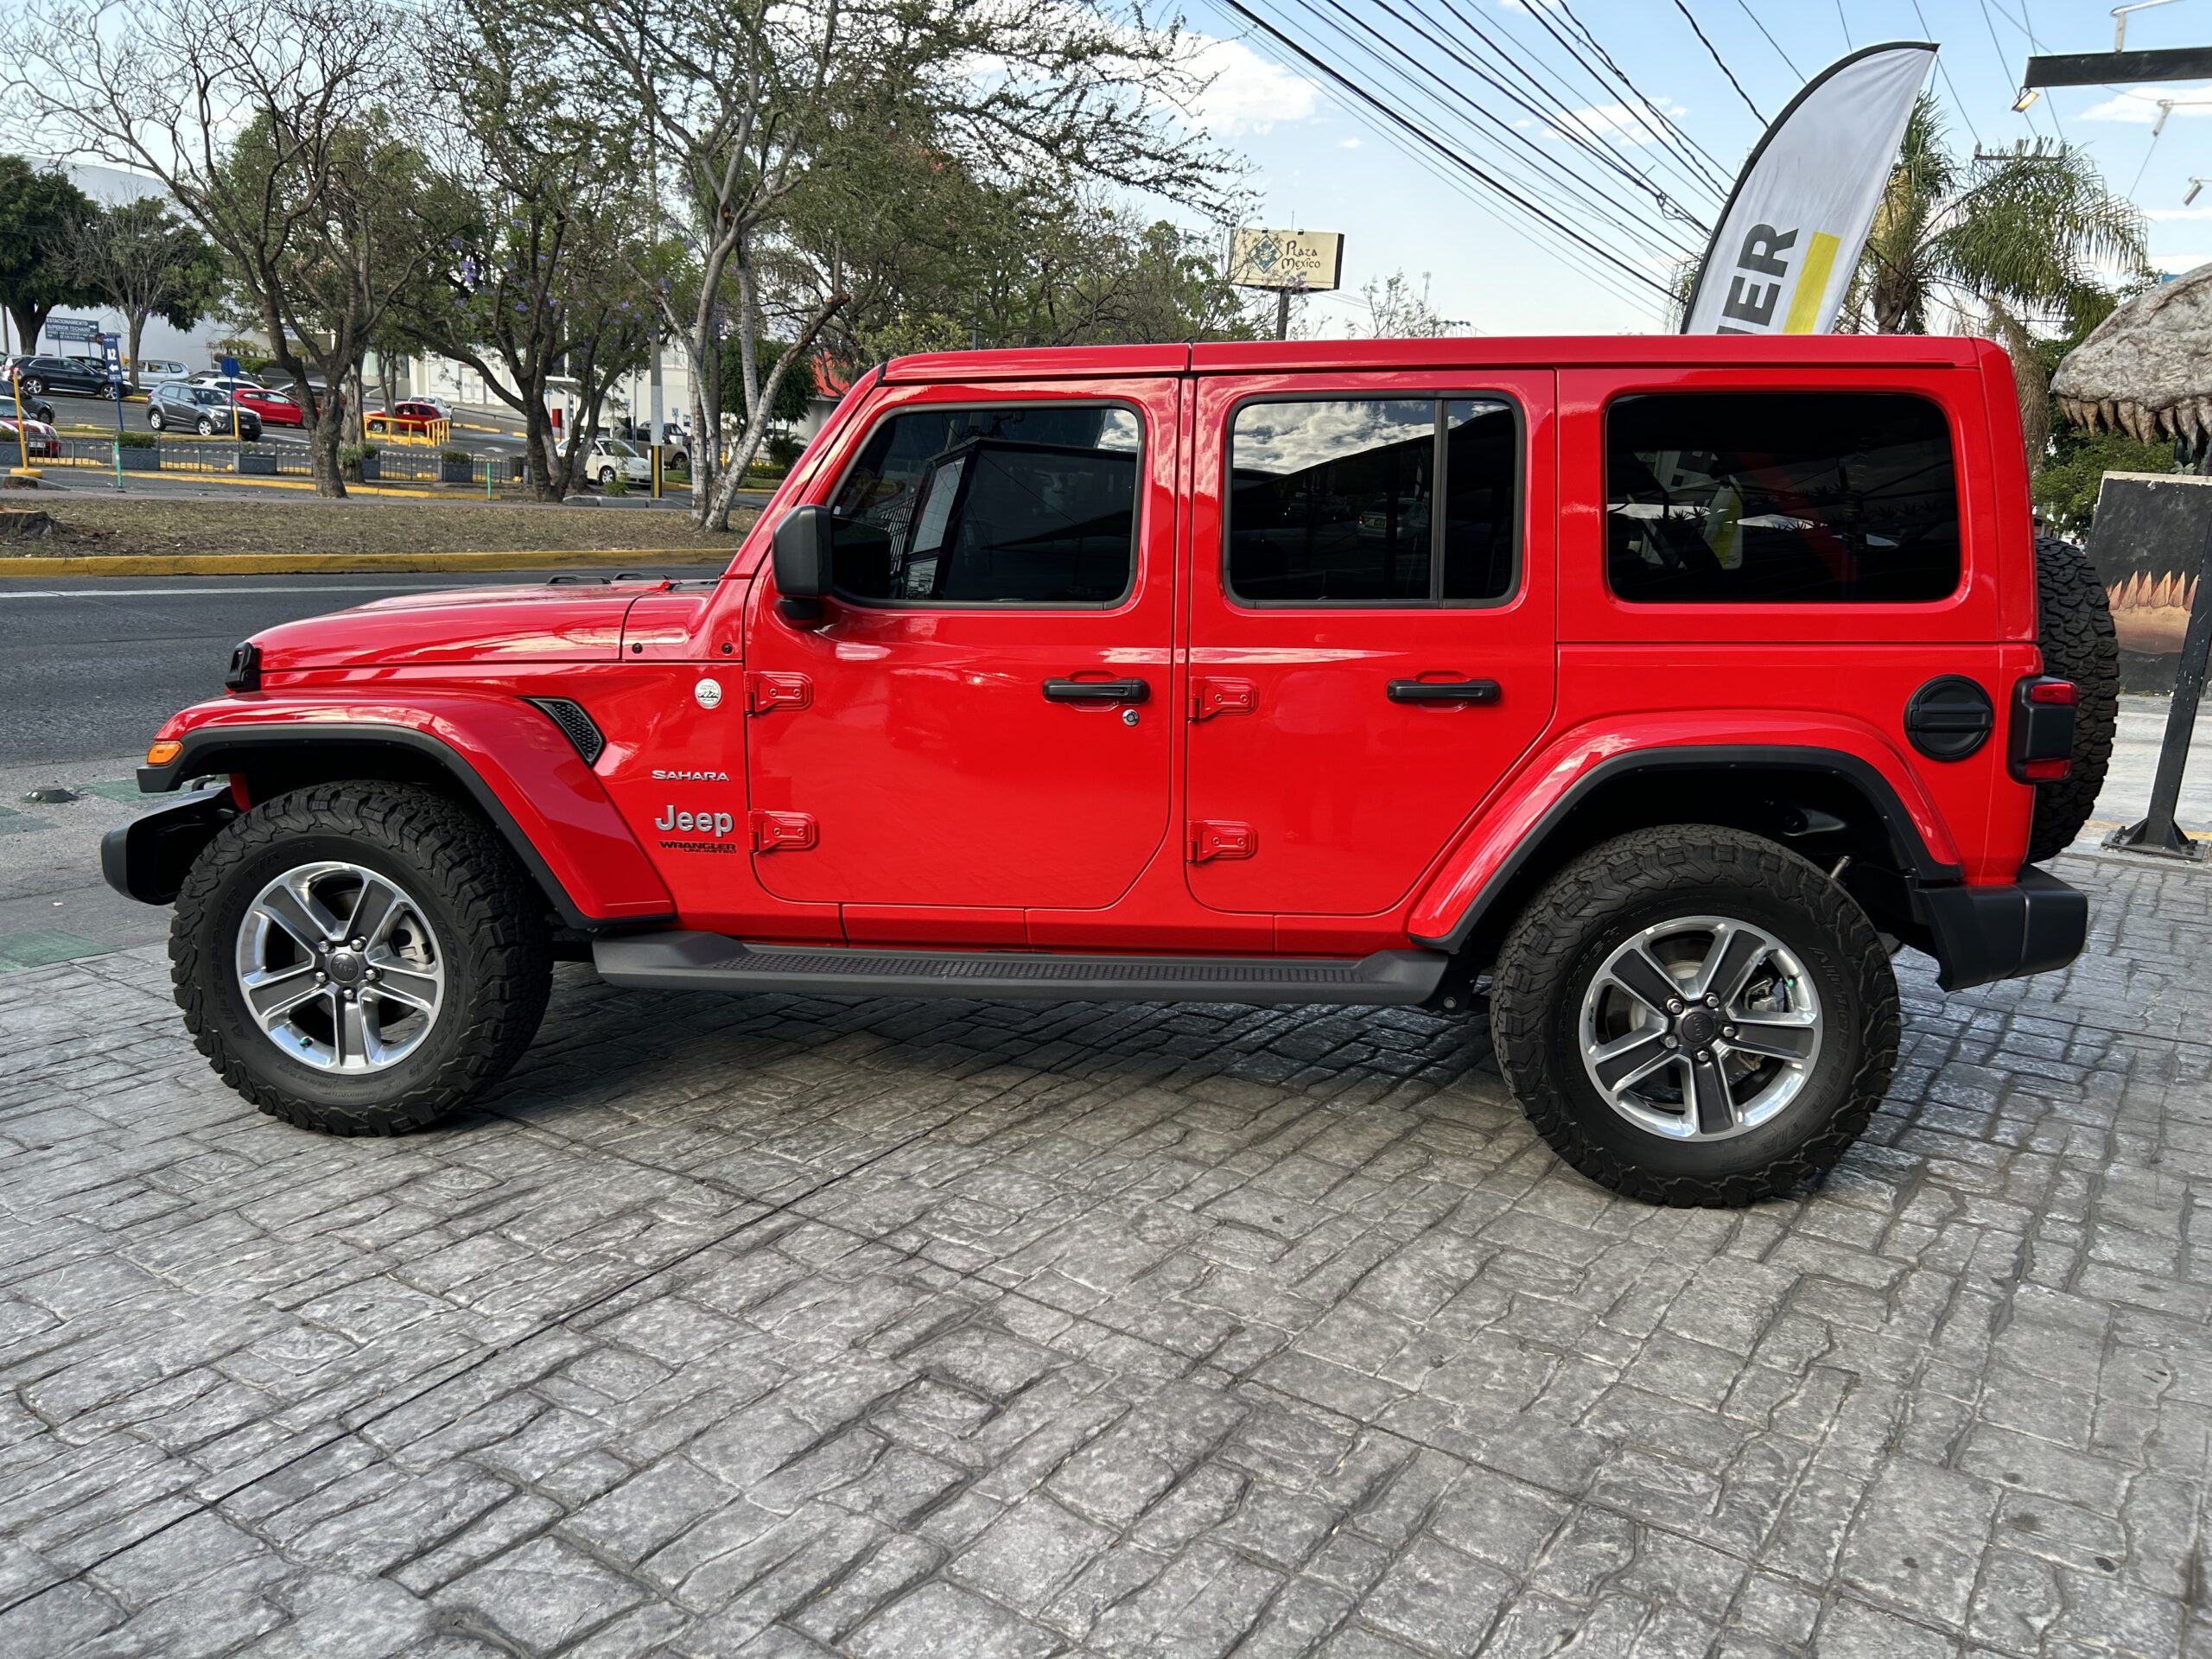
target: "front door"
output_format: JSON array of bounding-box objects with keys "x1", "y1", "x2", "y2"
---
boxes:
[
  {"x1": 1184, "y1": 370, "x2": 1557, "y2": 917},
  {"x1": 744, "y1": 378, "x2": 1180, "y2": 922}
]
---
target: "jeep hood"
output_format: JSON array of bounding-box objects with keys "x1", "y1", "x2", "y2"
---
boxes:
[{"x1": 247, "y1": 581, "x2": 697, "y2": 671}]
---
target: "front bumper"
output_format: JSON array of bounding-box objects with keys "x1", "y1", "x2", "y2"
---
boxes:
[
  {"x1": 1915, "y1": 867, "x2": 2087, "y2": 993},
  {"x1": 100, "y1": 786, "x2": 237, "y2": 906}
]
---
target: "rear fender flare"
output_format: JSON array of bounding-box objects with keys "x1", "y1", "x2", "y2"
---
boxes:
[
  {"x1": 139, "y1": 692, "x2": 674, "y2": 928},
  {"x1": 1407, "y1": 729, "x2": 1961, "y2": 953}
]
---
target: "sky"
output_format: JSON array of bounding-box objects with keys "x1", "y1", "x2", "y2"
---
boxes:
[{"x1": 1169, "y1": 0, "x2": 2212, "y2": 335}]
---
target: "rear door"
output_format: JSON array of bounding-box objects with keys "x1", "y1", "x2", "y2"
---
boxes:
[
  {"x1": 1184, "y1": 369, "x2": 1558, "y2": 917},
  {"x1": 744, "y1": 376, "x2": 1180, "y2": 923}
]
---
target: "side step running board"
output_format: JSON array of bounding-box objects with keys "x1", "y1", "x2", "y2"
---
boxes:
[{"x1": 592, "y1": 932, "x2": 1448, "y2": 1007}]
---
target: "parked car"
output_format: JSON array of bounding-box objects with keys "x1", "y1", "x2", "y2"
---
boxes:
[
  {"x1": 188, "y1": 372, "x2": 267, "y2": 396},
  {"x1": 232, "y1": 385, "x2": 304, "y2": 427},
  {"x1": 2, "y1": 382, "x2": 57, "y2": 423},
  {"x1": 105, "y1": 334, "x2": 2113, "y2": 1208},
  {"x1": 131, "y1": 358, "x2": 189, "y2": 384},
  {"x1": 365, "y1": 400, "x2": 445, "y2": 439},
  {"x1": 576, "y1": 435, "x2": 653, "y2": 486},
  {"x1": 0, "y1": 416, "x2": 61, "y2": 459},
  {"x1": 8, "y1": 353, "x2": 109, "y2": 396},
  {"x1": 145, "y1": 382, "x2": 264, "y2": 440}
]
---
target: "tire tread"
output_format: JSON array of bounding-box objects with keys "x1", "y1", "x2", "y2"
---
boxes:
[
  {"x1": 1490, "y1": 824, "x2": 1899, "y2": 1207},
  {"x1": 169, "y1": 783, "x2": 550, "y2": 1135}
]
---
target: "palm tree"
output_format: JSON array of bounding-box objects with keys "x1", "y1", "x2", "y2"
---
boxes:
[{"x1": 1855, "y1": 96, "x2": 2148, "y2": 460}]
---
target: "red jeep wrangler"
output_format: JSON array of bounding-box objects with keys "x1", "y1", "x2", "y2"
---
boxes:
[{"x1": 105, "y1": 338, "x2": 2116, "y2": 1206}]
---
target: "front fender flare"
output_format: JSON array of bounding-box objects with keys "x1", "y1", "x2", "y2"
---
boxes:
[
  {"x1": 1407, "y1": 725, "x2": 1963, "y2": 953},
  {"x1": 138, "y1": 691, "x2": 674, "y2": 928}
]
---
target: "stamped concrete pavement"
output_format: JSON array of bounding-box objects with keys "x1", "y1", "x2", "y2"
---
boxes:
[{"x1": 2, "y1": 842, "x2": 2210, "y2": 1658}]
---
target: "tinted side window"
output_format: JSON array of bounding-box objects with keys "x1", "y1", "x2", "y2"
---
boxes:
[
  {"x1": 828, "y1": 405, "x2": 1141, "y2": 606},
  {"x1": 1606, "y1": 392, "x2": 1960, "y2": 604},
  {"x1": 1226, "y1": 397, "x2": 1518, "y2": 605}
]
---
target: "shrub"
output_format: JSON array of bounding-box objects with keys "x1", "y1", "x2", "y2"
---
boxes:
[
  {"x1": 339, "y1": 442, "x2": 379, "y2": 465},
  {"x1": 116, "y1": 429, "x2": 156, "y2": 448},
  {"x1": 602, "y1": 468, "x2": 629, "y2": 496},
  {"x1": 766, "y1": 431, "x2": 802, "y2": 469},
  {"x1": 438, "y1": 447, "x2": 470, "y2": 464}
]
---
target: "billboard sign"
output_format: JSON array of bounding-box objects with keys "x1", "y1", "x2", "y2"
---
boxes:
[
  {"x1": 45, "y1": 315, "x2": 100, "y2": 344},
  {"x1": 1226, "y1": 229, "x2": 1344, "y2": 292}
]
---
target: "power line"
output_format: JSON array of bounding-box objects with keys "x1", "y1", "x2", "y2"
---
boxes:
[
  {"x1": 1300, "y1": 0, "x2": 1707, "y2": 256},
  {"x1": 1910, "y1": 0, "x2": 1985, "y2": 148},
  {"x1": 1976, "y1": 0, "x2": 2047, "y2": 139},
  {"x1": 1212, "y1": 0, "x2": 1677, "y2": 297},
  {"x1": 1287, "y1": 0, "x2": 1701, "y2": 270},
  {"x1": 1421, "y1": 0, "x2": 1726, "y2": 218},
  {"x1": 1520, "y1": 0, "x2": 1732, "y2": 196},
  {"x1": 1672, "y1": 0, "x2": 1764, "y2": 122},
  {"x1": 1553, "y1": 0, "x2": 1734, "y2": 187},
  {"x1": 1733, "y1": 0, "x2": 1801, "y2": 78}
]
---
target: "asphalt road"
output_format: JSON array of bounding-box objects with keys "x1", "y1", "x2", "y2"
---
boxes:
[
  {"x1": 28, "y1": 387, "x2": 530, "y2": 454},
  {"x1": 0, "y1": 568, "x2": 722, "y2": 768}
]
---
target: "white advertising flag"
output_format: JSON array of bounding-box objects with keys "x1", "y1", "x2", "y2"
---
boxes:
[{"x1": 1682, "y1": 43, "x2": 1937, "y2": 336}]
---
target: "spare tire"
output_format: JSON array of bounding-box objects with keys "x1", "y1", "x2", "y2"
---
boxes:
[{"x1": 2026, "y1": 534, "x2": 2120, "y2": 863}]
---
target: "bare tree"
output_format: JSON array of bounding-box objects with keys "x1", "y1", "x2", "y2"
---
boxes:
[
  {"x1": 547, "y1": 0, "x2": 1230, "y2": 531},
  {"x1": 4, "y1": 0, "x2": 446, "y2": 494}
]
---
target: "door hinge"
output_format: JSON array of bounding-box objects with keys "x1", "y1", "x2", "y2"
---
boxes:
[
  {"x1": 1190, "y1": 677, "x2": 1256, "y2": 721},
  {"x1": 749, "y1": 810, "x2": 817, "y2": 852},
  {"x1": 1188, "y1": 819, "x2": 1257, "y2": 862},
  {"x1": 746, "y1": 671, "x2": 813, "y2": 714}
]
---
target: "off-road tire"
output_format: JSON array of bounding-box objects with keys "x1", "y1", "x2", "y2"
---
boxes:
[
  {"x1": 1491, "y1": 825, "x2": 1899, "y2": 1207},
  {"x1": 170, "y1": 783, "x2": 551, "y2": 1135},
  {"x1": 2027, "y1": 534, "x2": 2119, "y2": 862}
]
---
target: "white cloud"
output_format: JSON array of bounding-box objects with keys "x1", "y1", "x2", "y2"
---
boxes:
[
  {"x1": 1515, "y1": 99, "x2": 1689, "y2": 149},
  {"x1": 1338, "y1": 137, "x2": 1363, "y2": 149},
  {"x1": 1183, "y1": 35, "x2": 1321, "y2": 135},
  {"x1": 2152, "y1": 251, "x2": 2212, "y2": 274},
  {"x1": 2145, "y1": 206, "x2": 2212, "y2": 220},
  {"x1": 2079, "y1": 86, "x2": 2212, "y2": 123}
]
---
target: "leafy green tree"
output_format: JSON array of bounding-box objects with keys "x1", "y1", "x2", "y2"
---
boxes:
[
  {"x1": 1854, "y1": 95, "x2": 2147, "y2": 474},
  {"x1": 7, "y1": 0, "x2": 461, "y2": 494},
  {"x1": 401, "y1": 6, "x2": 654, "y2": 499},
  {"x1": 0, "y1": 156, "x2": 98, "y2": 349},
  {"x1": 1860, "y1": 97, "x2": 2146, "y2": 337},
  {"x1": 550, "y1": 0, "x2": 1234, "y2": 530},
  {"x1": 63, "y1": 197, "x2": 224, "y2": 384}
]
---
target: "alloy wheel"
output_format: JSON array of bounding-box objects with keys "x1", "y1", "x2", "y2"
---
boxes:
[
  {"x1": 1578, "y1": 914, "x2": 1822, "y2": 1141},
  {"x1": 234, "y1": 861, "x2": 445, "y2": 1072}
]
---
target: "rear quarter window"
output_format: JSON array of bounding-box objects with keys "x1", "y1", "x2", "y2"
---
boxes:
[{"x1": 1605, "y1": 391, "x2": 1961, "y2": 604}]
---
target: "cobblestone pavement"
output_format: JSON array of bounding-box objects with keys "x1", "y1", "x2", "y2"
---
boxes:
[{"x1": 3, "y1": 849, "x2": 2209, "y2": 1658}]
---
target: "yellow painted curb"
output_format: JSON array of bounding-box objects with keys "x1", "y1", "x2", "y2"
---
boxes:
[{"x1": 0, "y1": 547, "x2": 725, "y2": 578}]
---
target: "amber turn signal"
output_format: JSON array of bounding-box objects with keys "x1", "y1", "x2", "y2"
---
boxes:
[{"x1": 146, "y1": 740, "x2": 182, "y2": 766}]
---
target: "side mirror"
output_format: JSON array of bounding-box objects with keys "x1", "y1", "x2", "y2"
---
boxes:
[{"x1": 771, "y1": 504, "x2": 833, "y2": 626}]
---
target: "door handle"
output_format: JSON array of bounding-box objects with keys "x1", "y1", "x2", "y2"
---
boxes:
[
  {"x1": 1388, "y1": 678, "x2": 1501, "y2": 705},
  {"x1": 1042, "y1": 678, "x2": 1150, "y2": 704}
]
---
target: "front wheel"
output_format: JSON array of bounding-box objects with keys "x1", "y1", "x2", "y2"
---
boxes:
[
  {"x1": 170, "y1": 783, "x2": 551, "y2": 1135},
  {"x1": 22, "y1": 378, "x2": 42, "y2": 396},
  {"x1": 147, "y1": 409, "x2": 163, "y2": 431},
  {"x1": 196, "y1": 416, "x2": 214, "y2": 435},
  {"x1": 1490, "y1": 825, "x2": 1898, "y2": 1207}
]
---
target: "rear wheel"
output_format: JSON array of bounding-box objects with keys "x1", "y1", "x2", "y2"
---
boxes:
[
  {"x1": 2027, "y1": 534, "x2": 2120, "y2": 861},
  {"x1": 171, "y1": 783, "x2": 551, "y2": 1135},
  {"x1": 147, "y1": 409, "x2": 163, "y2": 431},
  {"x1": 22, "y1": 378, "x2": 43, "y2": 396},
  {"x1": 195, "y1": 416, "x2": 214, "y2": 435},
  {"x1": 1491, "y1": 825, "x2": 1898, "y2": 1207}
]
